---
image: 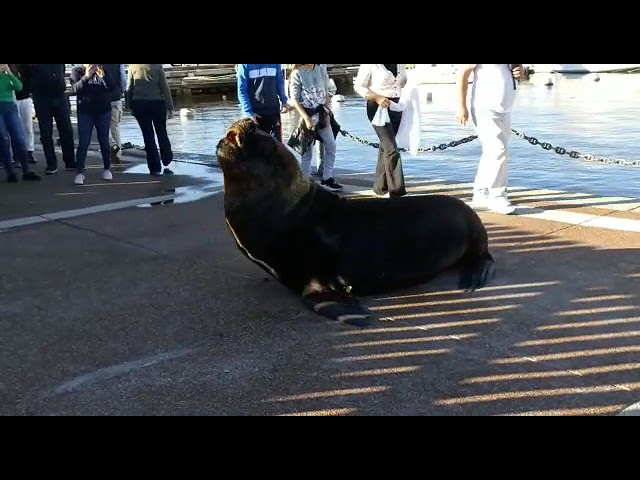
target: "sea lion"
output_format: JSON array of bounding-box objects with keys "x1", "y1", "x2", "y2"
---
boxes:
[{"x1": 216, "y1": 118, "x2": 495, "y2": 327}]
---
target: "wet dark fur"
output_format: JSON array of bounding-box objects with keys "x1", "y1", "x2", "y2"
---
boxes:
[{"x1": 217, "y1": 118, "x2": 495, "y2": 326}]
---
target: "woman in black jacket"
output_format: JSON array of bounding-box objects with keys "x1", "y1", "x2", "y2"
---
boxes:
[{"x1": 70, "y1": 64, "x2": 117, "y2": 185}]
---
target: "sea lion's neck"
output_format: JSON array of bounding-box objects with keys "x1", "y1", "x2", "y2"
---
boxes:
[{"x1": 225, "y1": 168, "x2": 313, "y2": 214}]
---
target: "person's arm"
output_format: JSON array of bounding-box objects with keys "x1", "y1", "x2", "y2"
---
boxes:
[
  {"x1": 456, "y1": 64, "x2": 476, "y2": 125},
  {"x1": 354, "y1": 64, "x2": 389, "y2": 108},
  {"x1": 288, "y1": 70, "x2": 313, "y2": 130},
  {"x1": 275, "y1": 64, "x2": 289, "y2": 107},
  {"x1": 397, "y1": 64, "x2": 408, "y2": 88},
  {"x1": 157, "y1": 65, "x2": 174, "y2": 113},
  {"x1": 323, "y1": 65, "x2": 332, "y2": 107},
  {"x1": 20, "y1": 64, "x2": 33, "y2": 94},
  {"x1": 5, "y1": 71, "x2": 23, "y2": 92},
  {"x1": 16, "y1": 64, "x2": 31, "y2": 95},
  {"x1": 69, "y1": 65, "x2": 83, "y2": 85},
  {"x1": 70, "y1": 65, "x2": 93, "y2": 94},
  {"x1": 511, "y1": 63, "x2": 525, "y2": 80},
  {"x1": 119, "y1": 64, "x2": 127, "y2": 93},
  {"x1": 236, "y1": 64, "x2": 254, "y2": 117}
]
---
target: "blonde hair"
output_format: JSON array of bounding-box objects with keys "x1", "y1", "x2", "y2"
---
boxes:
[{"x1": 129, "y1": 64, "x2": 151, "y2": 81}]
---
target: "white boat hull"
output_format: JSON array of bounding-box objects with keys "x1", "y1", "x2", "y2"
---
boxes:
[
  {"x1": 406, "y1": 64, "x2": 463, "y2": 85},
  {"x1": 529, "y1": 64, "x2": 640, "y2": 74}
]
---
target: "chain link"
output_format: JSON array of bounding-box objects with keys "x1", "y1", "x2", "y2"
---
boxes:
[
  {"x1": 339, "y1": 128, "x2": 478, "y2": 153},
  {"x1": 125, "y1": 128, "x2": 639, "y2": 168},
  {"x1": 339, "y1": 127, "x2": 640, "y2": 167},
  {"x1": 510, "y1": 129, "x2": 640, "y2": 167}
]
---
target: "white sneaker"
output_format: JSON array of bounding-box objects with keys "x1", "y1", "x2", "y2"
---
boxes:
[
  {"x1": 470, "y1": 189, "x2": 489, "y2": 210},
  {"x1": 73, "y1": 174, "x2": 85, "y2": 186},
  {"x1": 486, "y1": 196, "x2": 516, "y2": 215},
  {"x1": 102, "y1": 169, "x2": 113, "y2": 181}
]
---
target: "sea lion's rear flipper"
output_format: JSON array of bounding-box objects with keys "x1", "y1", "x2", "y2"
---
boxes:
[
  {"x1": 459, "y1": 252, "x2": 496, "y2": 292},
  {"x1": 301, "y1": 282, "x2": 373, "y2": 327}
]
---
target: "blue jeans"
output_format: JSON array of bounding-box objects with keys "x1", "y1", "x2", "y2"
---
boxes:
[
  {"x1": 0, "y1": 101, "x2": 31, "y2": 174},
  {"x1": 76, "y1": 110, "x2": 112, "y2": 174}
]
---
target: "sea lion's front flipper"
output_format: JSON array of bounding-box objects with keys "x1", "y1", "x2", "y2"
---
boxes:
[{"x1": 301, "y1": 280, "x2": 373, "y2": 327}]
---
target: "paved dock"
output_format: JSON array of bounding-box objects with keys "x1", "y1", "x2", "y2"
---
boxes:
[{"x1": 1, "y1": 145, "x2": 639, "y2": 416}]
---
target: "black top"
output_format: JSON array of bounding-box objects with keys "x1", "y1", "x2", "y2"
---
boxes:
[{"x1": 383, "y1": 64, "x2": 398, "y2": 77}]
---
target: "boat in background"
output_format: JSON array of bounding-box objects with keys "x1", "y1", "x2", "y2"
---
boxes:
[
  {"x1": 405, "y1": 64, "x2": 468, "y2": 85},
  {"x1": 528, "y1": 64, "x2": 640, "y2": 74}
]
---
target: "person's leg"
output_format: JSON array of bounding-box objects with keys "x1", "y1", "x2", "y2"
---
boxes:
[
  {"x1": 1, "y1": 102, "x2": 36, "y2": 177},
  {"x1": 150, "y1": 101, "x2": 173, "y2": 169},
  {"x1": 110, "y1": 99, "x2": 123, "y2": 163},
  {"x1": 0, "y1": 114, "x2": 16, "y2": 180},
  {"x1": 316, "y1": 125, "x2": 340, "y2": 190},
  {"x1": 74, "y1": 111, "x2": 95, "y2": 180},
  {"x1": 33, "y1": 96, "x2": 58, "y2": 172},
  {"x1": 300, "y1": 143, "x2": 313, "y2": 177},
  {"x1": 16, "y1": 98, "x2": 36, "y2": 163},
  {"x1": 371, "y1": 135, "x2": 387, "y2": 195},
  {"x1": 471, "y1": 109, "x2": 514, "y2": 213},
  {"x1": 52, "y1": 94, "x2": 76, "y2": 169},
  {"x1": 257, "y1": 113, "x2": 282, "y2": 143},
  {"x1": 132, "y1": 101, "x2": 162, "y2": 174},
  {"x1": 372, "y1": 121, "x2": 406, "y2": 196},
  {"x1": 95, "y1": 110, "x2": 113, "y2": 176}
]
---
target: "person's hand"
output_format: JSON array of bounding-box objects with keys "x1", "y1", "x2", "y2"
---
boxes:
[
  {"x1": 303, "y1": 115, "x2": 314, "y2": 131},
  {"x1": 167, "y1": 110, "x2": 174, "y2": 120},
  {"x1": 0, "y1": 64, "x2": 10, "y2": 74},
  {"x1": 376, "y1": 95, "x2": 390, "y2": 108},
  {"x1": 512, "y1": 64, "x2": 525, "y2": 80},
  {"x1": 456, "y1": 106, "x2": 469, "y2": 126},
  {"x1": 250, "y1": 114, "x2": 261, "y2": 123},
  {"x1": 83, "y1": 64, "x2": 97, "y2": 80}
]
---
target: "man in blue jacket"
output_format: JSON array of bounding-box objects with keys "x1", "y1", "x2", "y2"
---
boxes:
[{"x1": 236, "y1": 64, "x2": 289, "y2": 142}]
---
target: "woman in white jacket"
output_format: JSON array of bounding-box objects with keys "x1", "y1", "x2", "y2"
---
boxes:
[{"x1": 354, "y1": 64, "x2": 408, "y2": 198}]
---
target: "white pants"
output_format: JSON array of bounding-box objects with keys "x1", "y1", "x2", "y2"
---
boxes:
[
  {"x1": 110, "y1": 100, "x2": 123, "y2": 157},
  {"x1": 16, "y1": 98, "x2": 35, "y2": 152},
  {"x1": 301, "y1": 125, "x2": 336, "y2": 181},
  {"x1": 472, "y1": 109, "x2": 511, "y2": 197}
]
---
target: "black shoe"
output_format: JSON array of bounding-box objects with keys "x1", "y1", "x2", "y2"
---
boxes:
[
  {"x1": 321, "y1": 178, "x2": 343, "y2": 192},
  {"x1": 163, "y1": 168, "x2": 174, "y2": 175},
  {"x1": 46, "y1": 168, "x2": 58, "y2": 175},
  {"x1": 7, "y1": 172, "x2": 18, "y2": 183},
  {"x1": 65, "y1": 164, "x2": 77, "y2": 171},
  {"x1": 27, "y1": 152, "x2": 37, "y2": 164},
  {"x1": 23, "y1": 171, "x2": 42, "y2": 182}
]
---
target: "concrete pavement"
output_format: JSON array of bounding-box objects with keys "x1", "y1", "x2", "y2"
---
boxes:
[{"x1": 1, "y1": 147, "x2": 639, "y2": 416}]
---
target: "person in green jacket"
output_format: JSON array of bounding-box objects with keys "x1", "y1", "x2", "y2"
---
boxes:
[{"x1": 0, "y1": 64, "x2": 41, "y2": 182}]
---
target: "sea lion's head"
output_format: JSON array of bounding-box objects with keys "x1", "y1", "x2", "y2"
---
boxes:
[{"x1": 216, "y1": 118, "x2": 310, "y2": 202}]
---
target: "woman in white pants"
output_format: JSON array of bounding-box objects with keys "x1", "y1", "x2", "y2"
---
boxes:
[
  {"x1": 9, "y1": 64, "x2": 36, "y2": 164},
  {"x1": 456, "y1": 64, "x2": 525, "y2": 214}
]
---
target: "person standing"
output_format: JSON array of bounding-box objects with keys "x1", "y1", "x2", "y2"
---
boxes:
[
  {"x1": 456, "y1": 64, "x2": 525, "y2": 214},
  {"x1": 70, "y1": 64, "x2": 117, "y2": 185},
  {"x1": 237, "y1": 64, "x2": 290, "y2": 142},
  {"x1": 9, "y1": 64, "x2": 36, "y2": 165},
  {"x1": 0, "y1": 64, "x2": 41, "y2": 182},
  {"x1": 288, "y1": 64, "x2": 342, "y2": 191},
  {"x1": 21, "y1": 64, "x2": 76, "y2": 174},
  {"x1": 354, "y1": 64, "x2": 408, "y2": 197},
  {"x1": 126, "y1": 64, "x2": 174, "y2": 176},
  {"x1": 106, "y1": 64, "x2": 127, "y2": 164}
]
